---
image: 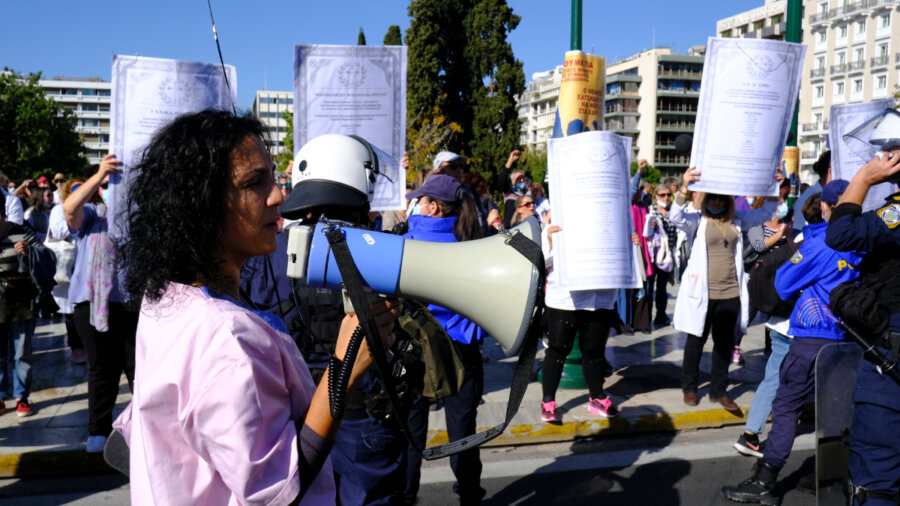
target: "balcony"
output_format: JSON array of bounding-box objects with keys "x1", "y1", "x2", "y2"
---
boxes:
[
  {"x1": 656, "y1": 121, "x2": 695, "y2": 132},
  {"x1": 830, "y1": 63, "x2": 848, "y2": 76},
  {"x1": 848, "y1": 60, "x2": 866, "y2": 74},
  {"x1": 605, "y1": 106, "x2": 640, "y2": 117},
  {"x1": 657, "y1": 70, "x2": 702, "y2": 80},
  {"x1": 871, "y1": 55, "x2": 889, "y2": 69},
  {"x1": 46, "y1": 93, "x2": 110, "y2": 104},
  {"x1": 656, "y1": 88, "x2": 700, "y2": 97},
  {"x1": 801, "y1": 120, "x2": 829, "y2": 133},
  {"x1": 801, "y1": 150, "x2": 819, "y2": 160},
  {"x1": 809, "y1": 11, "x2": 829, "y2": 25},
  {"x1": 655, "y1": 154, "x2": 691, "y2": 167},
  {"x1": 810, "y1": 67, "x2": 827, "y2": 80},
  {"x1": 76, "y1": 126, "x2": 110, "y2": 135}
]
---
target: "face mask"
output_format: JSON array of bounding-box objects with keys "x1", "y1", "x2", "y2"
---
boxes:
[
  {"x1": 657, "y1": 198, "x2": 670, "y2": 209},
  {"x1": 705, "y1": 204, "x2": 725, "y2": 215},
  {"x1": 775, "y1": 202, "x2": 789, "y2": 219},
  {"x1": 514, "y1": 182, "x2": 527, "y2": 192},
  {"x1": 42, "y1": 202, "x2": 52, "y2": 209},
  {"x1": 746, "y1": 197, "x2": 756, "y2": 206},
  {"x1": 101, "y1": 191, "x2": 109, "y2": 204}
]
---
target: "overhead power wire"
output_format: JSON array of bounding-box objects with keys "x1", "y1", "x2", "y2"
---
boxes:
[{"x1": 206, "y1": 0, "x2": 237, "y2": 115}]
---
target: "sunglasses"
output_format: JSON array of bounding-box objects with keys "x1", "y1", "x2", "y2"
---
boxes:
[
  {"x1": 277, "y1": 183, "x2": 292, "y2": 189},
  {"x1": 519, "y1": 201, "x2": 535, "y2": 208},
  {"x1": 657, "y1": 192, "x2": 671, "y2": 197},
  {"x1": 708, "y1": 194, "x2": 727, "y2": 201}
]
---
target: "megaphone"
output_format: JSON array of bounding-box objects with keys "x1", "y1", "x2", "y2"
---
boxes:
[{"x1": 286, "y1": 217, "x2": 543, "y2": 356}]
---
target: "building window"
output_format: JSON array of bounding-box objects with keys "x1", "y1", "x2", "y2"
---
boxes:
[
  {"x1": 81, "y1": 104, "x2": 98, "y2": 111},
  {"x1": 82, "y1": 89, "x2": 97, "y2": 96},
  {"x1": 838, "y1": 24, "x2": 848, "y2": 39},
  {"x1": 876, "y1": 75, "x2": 887, "y2": 90},
  {"x1": 834, "y1": 81, "x2": 845, "y2": 97},
  {"x1": 721, "y1": 29, "x2": 732, "y2": 38},
  {"x1": 816, "y1": 55, "x2": 826, "y2": 69},
  {"x1": 753, "y1": 20, "x2": 764, "y2": 31},
  {"x1": 65, "y1": 89, "x2": 77, "y2": 95},
  {"x1": 881, "y1": 15, "x2": 890, "y2": 29},
  {"x1": 81, "y1": 119, "x2": 99, "y2": 127},
  {"x1": 816, "y1": 30, "x2": 827, "y2": 45},
  {"x1": 99, "y1": 90, "x2": 110, "y2": 97},
  {"x1": 856, "y1": 19, "x2": 866, "y2": 34},
  {"x1": 771, "y1": 14, "x2": 783, "y2": 25}
]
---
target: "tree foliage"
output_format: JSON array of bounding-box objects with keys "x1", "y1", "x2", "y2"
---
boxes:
[
  {"x1": 0, "y1": 69, "x2": 86, "y2": 182},
  {"x1": 630, "y1": 160, "x2": 661, "y2": 184},
  {"x1": 357, "y1": 27, "x2": 367, "y2": 45},
  {"x1": 405, "y1": 0, "x2": 524, "y2": 189},
  {"x1": 383, "y1": 25, "x2": 403, "y2": 45},
  {"x1": 274, "y1": 110, "x2": 294, "y2": 172}
]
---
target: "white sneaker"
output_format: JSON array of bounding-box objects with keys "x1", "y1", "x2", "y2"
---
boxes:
[{"x1": 86, "y1": 435, "x2": 107, "y2": 453}]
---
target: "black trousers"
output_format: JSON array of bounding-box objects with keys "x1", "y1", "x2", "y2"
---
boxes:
[
  {"x1": 646, "y1": 268, "x2": 670, "y2": 322},
  {"x1": 541, "y1": 307, "x2": 615, "y2": 402},
  {"x1": 73, "y1": 302, "x2": 138, "y2": 436},
  {"x1": 406, "y1": 340, "x2": 485, "y2": 505},
  {"x1": 681, "y1": 297, "x2": 740, "y2": 399}
]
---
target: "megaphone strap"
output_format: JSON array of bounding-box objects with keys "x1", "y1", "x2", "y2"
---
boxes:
[{"x1": 323, "y1": 224, "x2": 546, "y2": 460}]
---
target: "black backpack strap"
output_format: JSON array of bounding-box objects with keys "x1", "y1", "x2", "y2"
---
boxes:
[{"x1": 323, "y1": 225, "x2": 544, "y2": 460}]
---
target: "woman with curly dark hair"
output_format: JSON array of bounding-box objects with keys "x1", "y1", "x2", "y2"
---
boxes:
[{"x1": 113, "y1": 110, "x2": 397, "y2": 505}]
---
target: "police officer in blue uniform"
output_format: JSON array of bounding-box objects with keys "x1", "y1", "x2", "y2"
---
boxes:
[
  {"x1": 824, "y1": 108, "x2": 900, "y2": 506},
  {"x1": 723, "y1": 180, "x2": 864, "y2": 505}
]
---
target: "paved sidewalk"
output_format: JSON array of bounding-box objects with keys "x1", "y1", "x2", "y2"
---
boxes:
[{"x1": 0, "y1": 300, "x2": 789, "y2": 478}]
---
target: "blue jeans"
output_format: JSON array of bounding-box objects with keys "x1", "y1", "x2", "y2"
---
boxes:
[
  {"x1": 745, "y1": 330, "x2": 791, "y2": 434},
  {"x1": 0, "y1": 318, "x2": 35, "y2": 401}
]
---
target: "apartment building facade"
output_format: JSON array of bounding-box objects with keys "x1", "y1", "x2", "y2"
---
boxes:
[
  {"x1": 800, "y1": 0, "x2": 900, "y2": 174},
  {"x1": 251, "y1": 90, "x2": 294, "y2": 157},
  {"x1": 39, "y1": 77, "x2": 111, "y2": 165}
]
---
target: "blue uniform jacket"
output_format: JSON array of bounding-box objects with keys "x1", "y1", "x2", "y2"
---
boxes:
[
  {"x1": 775, "y1": 221, "x2": 864, "y2": 340},
  {"x1": 825, "y1": 195, "x2": 900, "y2": 332},
  {"x1": 404, "y1": 215, "x2": 485, "y2": 345}
]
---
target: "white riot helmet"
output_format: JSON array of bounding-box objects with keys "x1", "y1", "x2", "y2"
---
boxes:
[{"x1": 281, "y1": 134, "x2": 380, "y2": 219}]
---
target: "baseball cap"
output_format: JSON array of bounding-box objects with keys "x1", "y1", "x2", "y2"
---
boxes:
[
  {"x1": 406, "y1": 174, "x2": 462, "y2": 202},
  {"x1": 821, "y1": 179, "x2": 849, "y2": 205},
  {"x1": 432, "y1": 151, "x2": 467, "y2": 170},
  {"x1": 36, "y1": 176, "x2": 48, "y2": 184}
]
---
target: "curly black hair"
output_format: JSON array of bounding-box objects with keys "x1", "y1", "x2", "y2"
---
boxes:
[{"x1": 116, "y1": 110, "x2": 268, "y2": 304}]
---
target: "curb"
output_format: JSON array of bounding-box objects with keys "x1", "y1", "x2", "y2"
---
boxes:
[{"x1": 0, "y1": 404, "x2": 815, "y2": 478}]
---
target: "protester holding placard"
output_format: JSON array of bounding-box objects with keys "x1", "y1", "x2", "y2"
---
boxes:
[
  {"x1": 670, "y1": 167, "x2": 780, "y2": 410},
  {"x1": 112, "y1": 111, "x2": 399, "y2": 504}
]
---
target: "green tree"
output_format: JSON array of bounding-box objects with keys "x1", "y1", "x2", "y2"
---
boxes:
[
  {"x1": 0, "y1": 69, "x2": 86, "y2": 182},
  {"x1": 357, "y1": 27, "x2": 367, "y2": 45},
  {"x1": 274, "y1": 110, "x2": 294, "y2": 172},
  {"x1": 630, "y1": 160, "x2": 661, "y2": 184},
  {"x1": 465, "y1": 0, "x2": 525, "y2": 182},
  {"x1": 384, "y1": 25, "x2": 403, "y2": 46},
  {"x1": 405, "y1": 0, "x2": 523, "y2": 188},
  {"x1": 517, "y1": 148, "x2": 547, "y2": 186},
  {"x1": 383, "y1": 25, "x2": 403, "y2": 45}
]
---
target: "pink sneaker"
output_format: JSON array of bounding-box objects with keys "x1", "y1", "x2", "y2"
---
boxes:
[
  {"x1": 541, "y1": 401, "x2": 559, "y2": 423},
  {"x1": 587, "y1": 397, "x2": 618, "y2": 418},
  {"x1": 732, "y1": 346, "x2": 745, "y2": 365}
]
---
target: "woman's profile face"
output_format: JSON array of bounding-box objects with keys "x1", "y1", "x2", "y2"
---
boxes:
[
  {"x1": 518, "y1": 197, "x2": 535, "y2": 217},
  {"x1": 219, "y1": 135, "x2": 284, "y2": 264}
]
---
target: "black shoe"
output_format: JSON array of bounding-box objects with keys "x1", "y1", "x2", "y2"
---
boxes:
[
  {"x1": 722, "y1": 460, "x2": 780, "y2": 505},
  {"x1": 733, "y1": 433, "x2": 764, "y2": 458},
  {"x1": 654, "y1": 316, "x2": 671, "y2": 327}
]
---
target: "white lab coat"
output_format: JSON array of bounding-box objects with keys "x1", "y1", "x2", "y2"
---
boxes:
[{"x1": 669, "y1": 198, "x2": 777, "y2": 337}]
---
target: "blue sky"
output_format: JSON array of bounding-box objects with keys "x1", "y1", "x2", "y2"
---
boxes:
[{"x1": 1, "y1": 0, "x2": 763, "y2": 110}]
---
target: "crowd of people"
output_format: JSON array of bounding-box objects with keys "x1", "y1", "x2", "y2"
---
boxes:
[{"x1": 2, "y1": 107, "x2": 899, "y2": 505}]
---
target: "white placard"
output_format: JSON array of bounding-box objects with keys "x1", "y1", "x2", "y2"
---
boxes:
[
  {"x1": 294, "y1": 45, "x2": 407, "y2": 211},
  {"x1": 548, "y1": 131, "x2": 640, "y2": 290},
  {"x1": 829, "y1": 100, "x2": 897, "y2": 211},
  {"x1": 108, "y1": 55, "x2": 236, "y2": 239},
  {"x1": 689, "y1": 37, "x2": 806, "y2": 197}
]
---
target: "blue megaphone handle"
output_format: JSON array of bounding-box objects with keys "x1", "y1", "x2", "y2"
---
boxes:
[{"x1": 306, "y1": 223, "x2": 405, "y2": 295}]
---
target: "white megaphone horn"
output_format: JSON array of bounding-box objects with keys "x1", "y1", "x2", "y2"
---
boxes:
[{"x1": 285, "y1": 217, "x2": 543, "y2": 356}]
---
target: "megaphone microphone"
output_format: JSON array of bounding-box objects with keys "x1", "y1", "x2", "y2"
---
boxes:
[{"x1": 285, "y1": 216, "x2": 543, "y2": 357}]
